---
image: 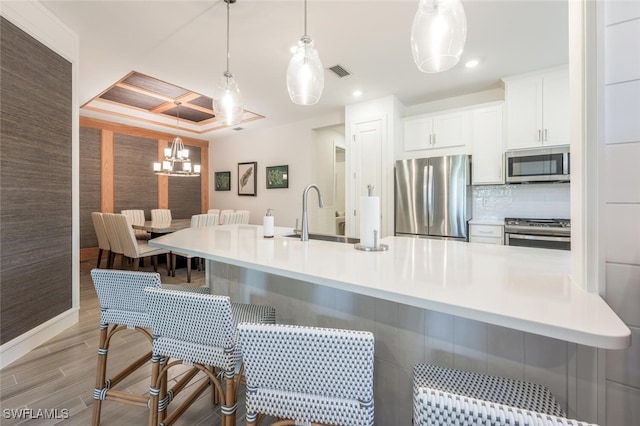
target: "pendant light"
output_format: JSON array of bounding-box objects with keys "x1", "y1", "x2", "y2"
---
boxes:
[
  {"x1": 410, "y1": 0, "x2": 467, "y2": 73},
  {"x1": 213, "y1": 0, "x2": 243, "y2": 126},
  {"x1": 153, "y1": 101, "x2": 201, "y2": 177},
  {"x1": 286, "y1": 0, "x2": 324, "y2": 105}
]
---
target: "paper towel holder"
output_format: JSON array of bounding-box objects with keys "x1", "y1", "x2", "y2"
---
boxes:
[{"x1": 355, "y1": 229, "x2": 389, "y2": 252}]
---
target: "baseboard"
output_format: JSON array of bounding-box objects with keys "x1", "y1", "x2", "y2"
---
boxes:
[{"x1": 0, "y1": 308, "x2": 79, "y2": 370}]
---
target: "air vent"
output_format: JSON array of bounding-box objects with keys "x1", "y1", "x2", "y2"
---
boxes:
[
  {"x1": 232, "y1": 127, "x2": 244, "y2": 131},
  {"x1": 328, "y1": 64, "x2": 351, "y2": 78}
]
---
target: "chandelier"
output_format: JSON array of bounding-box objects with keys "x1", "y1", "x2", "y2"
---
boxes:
[{"x1": 153, "y1": 101, "x2": 201, "y2": 177}]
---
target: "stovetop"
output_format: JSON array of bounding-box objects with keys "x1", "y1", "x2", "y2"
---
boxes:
[
  {"x1": 504, "y1": 218, "x2": 571, "y2": 228},
  {"x1": 504, "y1": 218, "x2": 571, "y2": 236}
]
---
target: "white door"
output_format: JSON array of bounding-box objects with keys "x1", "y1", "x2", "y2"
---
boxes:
[{"x1": 351, "y1": 119, "x2": 383, "y2": 238}]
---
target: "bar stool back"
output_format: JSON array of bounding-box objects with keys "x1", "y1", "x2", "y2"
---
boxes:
[
  {"x1": 144, "y1": 287, "x2": 276, "y2": 426},
  {"x1": 237, "y1": 323, "x2": 375, "y2": 426},
  {"x1": 413, "y1": 364, "x2": 598, "y2": 426}
]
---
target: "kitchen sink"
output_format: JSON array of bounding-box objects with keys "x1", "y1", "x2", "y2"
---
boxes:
[{"x1": 282, "y1": 231, "x2": 360, "y2": 244}]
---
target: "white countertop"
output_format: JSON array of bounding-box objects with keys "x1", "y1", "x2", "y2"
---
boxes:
[{"x1": 150, "y1": 225, "x2": 630, "y2": 349}]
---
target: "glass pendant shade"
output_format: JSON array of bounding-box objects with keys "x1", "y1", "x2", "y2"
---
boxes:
[
  {"x1": 410, "y1": 0, "x2": 467, "y2": 73},
  {"x1": 287, "y1": 36, "x2": 324, "y2": 105},
  {"x1": 213, "y1": 73, "x2": 243, "y2": 127}
]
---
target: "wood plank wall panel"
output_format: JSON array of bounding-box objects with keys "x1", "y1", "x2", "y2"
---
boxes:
[
  {"x1": 0, "y1": 17, "x2": 72, "y2": 344},
  {"x1": 113, "y1": 133, "x2": 158, "y2": 219},
  {"x1": 169, "y1": 146, "x2": 202, "y2": 219},
  {"x1": 79, "y1": 127, "x2": 101, "y2": 248}
]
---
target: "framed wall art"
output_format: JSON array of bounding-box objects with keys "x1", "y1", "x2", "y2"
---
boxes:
[
  {"x1": 266, "y1": 165, "x2": 289, "y2": 189},
  {"x1": 238, "y1": 162, "x2": 257, "y2": 196},
  {"x1": 214, "y1": 171, "x2": 231, "y2": 191}
]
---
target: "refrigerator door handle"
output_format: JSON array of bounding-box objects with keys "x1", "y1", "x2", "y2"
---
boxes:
[{"x1": 427, "y1": 164, "x2": 434, "y2": 228}]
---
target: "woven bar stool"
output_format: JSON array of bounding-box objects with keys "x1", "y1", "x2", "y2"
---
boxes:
[
  {"x1": 237, "y1": 323, "x2": 375, "y2": 426},
  {"x1": 144, "y1": 287, "x2": 276, "y2": 426},
  {"x1": 413, "y1": 364, "x2": 598, "y2": 426},
  {"x1": 90, "y1": 269, "x2": 162, "y2": 425},
  {"x1": 90, "y1": 269, "x2": 211, "y2": 425}
]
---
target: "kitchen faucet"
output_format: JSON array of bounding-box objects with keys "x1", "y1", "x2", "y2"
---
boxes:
[{"x1": 301, "y1": 184, "x2": 324, "y2": 241}]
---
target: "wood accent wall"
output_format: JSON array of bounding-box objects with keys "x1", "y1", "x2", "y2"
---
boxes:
[
  {"x1": 79, "y1": 117, "x2": 209, "y2": 252},
  {"x1": 0, "y1": 17, "x2": 73, "y2": 344}
]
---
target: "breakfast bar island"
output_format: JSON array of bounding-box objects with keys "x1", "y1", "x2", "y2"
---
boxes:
[{"x1": 150, "y1": 224, "x2": 629, "y2": 425}]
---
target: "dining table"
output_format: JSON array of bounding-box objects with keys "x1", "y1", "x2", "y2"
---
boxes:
[
  {"x1": 132, "y1": 218, "x2": 192, "y2": 235},
  {"x1": 132, "y1": 219, "x2": 193, "y2": 275}
]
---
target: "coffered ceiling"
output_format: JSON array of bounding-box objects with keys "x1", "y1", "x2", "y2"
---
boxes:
[{"x1": 39, "y1": 0, "x2": 568, "y2": 138}]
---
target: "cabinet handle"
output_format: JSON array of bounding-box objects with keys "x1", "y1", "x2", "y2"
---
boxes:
[
  {"x1": 544, "y1": 129, "x2": 548, "y2": 141},
  {"x1": 538, "y1": 129, "x2": 542, "y2": 142}
]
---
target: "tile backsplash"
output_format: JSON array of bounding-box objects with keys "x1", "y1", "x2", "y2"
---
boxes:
[{"x1": 473, "y1": 183, "x2": 570, "y2": 220}]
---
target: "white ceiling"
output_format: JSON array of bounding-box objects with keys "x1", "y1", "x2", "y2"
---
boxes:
[{"x1": 40, "y1": 0, "x2": 568, "y2": 138}]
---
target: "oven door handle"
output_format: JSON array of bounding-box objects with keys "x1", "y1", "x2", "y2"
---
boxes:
[{"x1": 507, "y1": 233, "x2": 571, "y2": 243}]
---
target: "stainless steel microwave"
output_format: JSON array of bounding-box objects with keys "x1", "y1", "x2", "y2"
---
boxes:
[{"x1": 505, "y1": 146, "x2": 570, "y2": 183}]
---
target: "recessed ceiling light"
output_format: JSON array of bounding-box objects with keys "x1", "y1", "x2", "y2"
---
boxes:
[
  {"x1": 465, "y1": 59, "x2": 479, "y2": 68},
  {"x1": 352, "y1": 90, "x2": 363, "y2": 97}
]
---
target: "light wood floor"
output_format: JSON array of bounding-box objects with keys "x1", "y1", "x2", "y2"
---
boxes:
[{"x1": 0, "y1": 259, "x2": 256, "y2": 425}]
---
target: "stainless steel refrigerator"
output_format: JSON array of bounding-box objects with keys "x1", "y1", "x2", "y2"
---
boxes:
[{"x1": 395, "y1": 155, "x2": 471, "y2": 241}]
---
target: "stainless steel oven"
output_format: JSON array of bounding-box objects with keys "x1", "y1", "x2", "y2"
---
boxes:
[{"x1": 504, "y1": 218, "x2": 571, "y2": 250}]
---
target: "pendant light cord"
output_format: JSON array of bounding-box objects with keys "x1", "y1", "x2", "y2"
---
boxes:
[
  {"x1": 303, "y1": 0, "x2": 307, "y2": 37},
  {"x1": 226, "y1": 0, "x2": 230, "y2": 74}
]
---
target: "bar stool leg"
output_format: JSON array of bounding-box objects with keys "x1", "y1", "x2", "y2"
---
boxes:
[{"x1": 92, "y1": 325, "x2": 109, "y2": 426}]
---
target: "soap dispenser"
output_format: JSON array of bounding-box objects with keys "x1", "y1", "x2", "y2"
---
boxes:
[{"x1": 263, "y1": 208, "x2": 274, "y2": 238}]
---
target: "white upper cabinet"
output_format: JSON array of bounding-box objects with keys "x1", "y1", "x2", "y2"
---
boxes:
[
  {"x1": 471, "y1": 103, "x2": 504, "y2": 185},
  {"x1": 403, "y1": 110, "x2": 471, "y2": 152},
  {"x1": 504, "y1": 67, "x2": 569, "y2": 150}
]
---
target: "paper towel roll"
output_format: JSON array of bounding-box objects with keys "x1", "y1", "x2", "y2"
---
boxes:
[{"x1": 359, "y1": 196, "x2": 380, "y2": 248}]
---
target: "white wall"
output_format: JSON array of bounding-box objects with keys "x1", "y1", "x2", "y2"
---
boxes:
[
  {"x1": 601, "y1": 2, "x2": 640, "y2": 425},
  {"x1": 208, "y1": 112, "x2": 343, "y2": 230}
]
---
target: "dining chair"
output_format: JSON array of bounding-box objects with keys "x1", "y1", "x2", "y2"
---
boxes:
[
  {"x1": 102, "y1": 212, "x2": 126, "y2": 269},
  {"x1": 237, "y1": 323, "x2": 375, "y2": 426},
  {"x1": 91, "y1": 212, "x2": 112, "y2": 268},
  {"x1": 170, "y1": 213, "x2": 218, "y2": 282},
  {"x1": 121, "y1": 209, "x2": 150, "y2": 240},
  {"x1": 144, "y1": 287, "x2": 276, "y2": 426},
  {"x1": 112, "y1": 213, "x2": 171, "y2": 274},
  {"x1": 207, "y1": 208, "x2": 220, "y2": 216},
  {"x1": 150, "y1": 208, "x2": 172, "y2": 227},
  {"x1": 412, "y1": 364, "x2": 597, "y2": 426},
  {"x1": 235, "y1": 209, "x2": 250, "y2": 224},
  {"x1": 219, "y1": 209, "x2": 233, "y2": 225}
]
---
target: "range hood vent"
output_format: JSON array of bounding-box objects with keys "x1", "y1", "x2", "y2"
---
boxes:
[{"x1": 328, "y1": 64, "x2": 351, "y2": 78}]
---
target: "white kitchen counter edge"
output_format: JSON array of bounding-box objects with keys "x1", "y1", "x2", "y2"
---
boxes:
[{"x1": 150, "y1": 225, "x2": 630, "y2": 350}]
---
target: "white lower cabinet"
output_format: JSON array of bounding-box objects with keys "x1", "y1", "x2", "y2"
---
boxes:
[{"x1": 469, "y1": 223, "x2": 504, "y2": 245}]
